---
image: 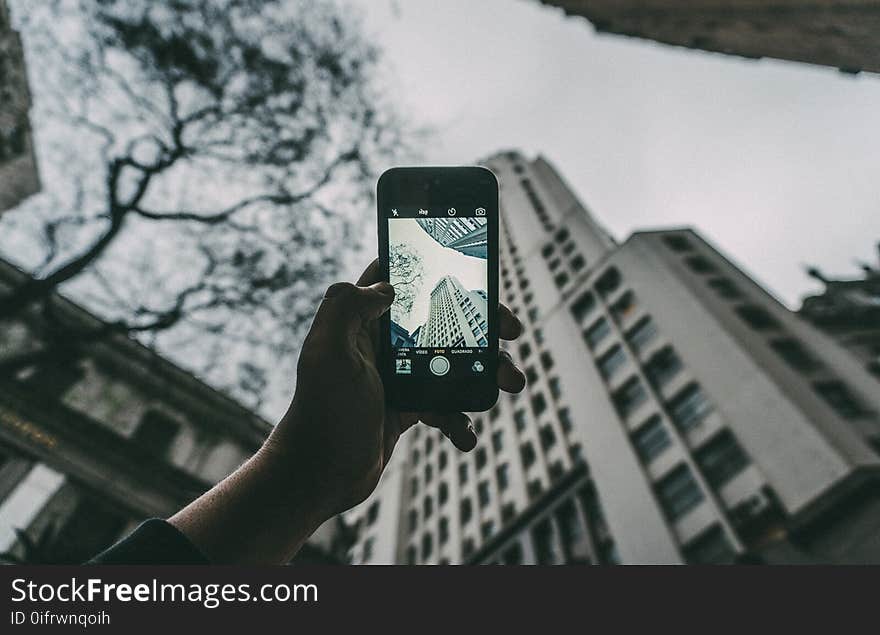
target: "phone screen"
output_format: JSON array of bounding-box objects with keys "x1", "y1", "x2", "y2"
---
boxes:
[{"x1": 385, "y1": 207, "x2": 491, "y2": 382}]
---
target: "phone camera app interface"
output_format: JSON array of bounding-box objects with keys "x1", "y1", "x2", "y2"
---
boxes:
[{"x1": 387, "y1": 206, "x2": 489, "y2": 380}]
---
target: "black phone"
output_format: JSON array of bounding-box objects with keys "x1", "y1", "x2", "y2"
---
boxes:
[{"x1": 377, "y1": 166, "x2": 500, "y2": 412}]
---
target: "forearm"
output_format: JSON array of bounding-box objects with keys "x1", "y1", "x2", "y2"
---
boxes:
[{"x1": 168, "y1": 440, "x2": 330, "y2": 565}]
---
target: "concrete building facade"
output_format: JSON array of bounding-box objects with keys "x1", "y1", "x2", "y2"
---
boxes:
[
  {"x1": 416, "y1": 275, "x2": 490, "y2": 348},
  {"x1": 0, "y1": 259, "x2": 351, "y2": 563},
  {"x1": 539, "y1": 0, "x2": 880, "y2": 75},
  {"x1": 347, "y1": 150, "x2": 880, "y2": 565},
  {"x1": 0, "y1": 0, "x2": 40, "y2": 213}
]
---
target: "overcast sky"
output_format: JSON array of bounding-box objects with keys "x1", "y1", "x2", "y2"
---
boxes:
[
  {"x1": 352, "y1": 0, "x2": 880, "y2": 308},
  {"x1": 389, "y1": 219, "x2": 487, "y2": 333}
]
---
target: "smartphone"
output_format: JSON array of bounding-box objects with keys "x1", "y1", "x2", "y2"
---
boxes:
[{"x1": 377, "y1": 166, "x2": 500, "y2": 412}]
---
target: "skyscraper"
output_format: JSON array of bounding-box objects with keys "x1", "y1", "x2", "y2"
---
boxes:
[
  {"x1": 416, "y1": 218, "x2": 488, "y2": 259},
  {"x1": 416, "y1": 276, "x2": 489, "y2": 348},
  {"x1": 348, "y1": 151, "x2": 880, "y2": 565}
]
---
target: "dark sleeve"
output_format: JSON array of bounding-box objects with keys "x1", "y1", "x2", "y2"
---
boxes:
[{"x1": 88, "y1": 518, "x2": 210, "y2": 565}]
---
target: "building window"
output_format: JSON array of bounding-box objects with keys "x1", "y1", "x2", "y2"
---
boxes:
[
  {"x1": 489, "y1": 406, "x2": 501, "y2": 422},
  {"x1": 539, "y1": 424, "x2": 556, "y2": 450},
  {"x1": 554, "y1": 272, "x2": 569, "y2": 288},
  {"x1": 422, "y1": 533, "x2": 433, "y2": 560},
  {"x1": 362, "y1": 537, "x2": 375, "y2": 563},
  {"x1": 695, "y1": 430, "x2": 750, "y2": 489},
  {"x1": 366, "y1": 501, "x2": 380, "y2": 525},
  {"x1": 555, "y1": 227, "x2": 570, "y2": 243},
  {"x1": 663, "y1": 235, "x2": 692, "y2": 252},
  {"x1": 770, "y1": 338, "x2": 822, "y2": 372},
  {"x1": 532, "y1": 519, "x2": 556, "y2": 564},
  {"x1": 462, "y1": 538, "x2": 475, "y2": 559},
  {"x1": 682, "y1": 524, "x2": 735, "y2": 564},
  {"x1": 481, "y1": 520, "x2": 495, "y2": 540},
  {"x1": 439, "y1": 451, "x2": 448, "y2": 471},
  {"x1": 539, "y1": 351, "x2": 554, "y2": 371},
  {"x1": 685, "y1": 255, "x2": 717, "y2": 274},
  {"x1": 520, "y1": 442, "x2": 536, "y2": 469},
  {"x1": 643, "y1": 346, "x2": 684, "y2": 388},
  {"x1": 569, "y1": 443, "x2": 583, "y2": 463},
  {"x1": 667, "y1": 383, "x2": 713, "y2": 432},
  {"x1": 571, "y1": 292, "x2": 596, "y2": 323},
  {"x1": 612, "y1": 377, "x2": 648, "y2": 418},
  {"x1": 597, "y1": 344, "x2": 627, "y2": 380},
  {"x1": 548, "y1": 257, "x2": 561, "y2": 271},
  {"x1": 655, "y1": 464, "x2": 704, "y2": 520},
  {"x1": 531, "y1": 392, "x2": 547, "y2": 417},
  {"x1": 558, "y1": 407, "x2": 573, "y2": 433},
  {"x1": 406, "y1": 546, "x2": 417, "y2": 565},
  {"x1": 424, "y1": 495, "x2": 433, "y2": 519},
  {"x1": 478, "y1": 481, "x2": 491, "y2": 507},
  {"x1": 626, "y1": 316, "x2": 658, "y2": 354},
  {"x1": 631, "y1": 414, "x2": 671, "y2": 464},
  {"x1": 476, "y1": 447, "x2": 487, "y2": 470},
  {"x1": 595, "y1": 267, "x2": 621, "y2": 297},
  {"x1": 439, "y1": 481, "x2": 449, "y2": 505},
  {"x1": 514, "y1": 408, "x2": 528, "y2": 432},
  {"x1": 501, "y1": 502, "x2": 517, "y2": 523},
  {"x1": 519, "y1": 342, "x2": 532, "y2": 361},
  {"x1": 411, "y1": 476, "x2": 419, "y2": 496},
  {"x1": 707, "y1": 277, "x2": 742, "y2": 299},
  {"x1": 541, "y1": 244, "x2": 555, "y2": 258},
  {"x1": 570, "y1": 254, "x2": 586, "y2": 272},
  {"x1": 425, "y1": 436, "x2": 434, "y2": 454},
  {"x1": 474, "y1": 418, "x2": 484, "y2": 435},
  {"x1": 439, "y1": 517, "x2": 449, "y2": 544},
  {"x1": 813, "y1": 380, "x2": 869, "y2": 419},
  {"x1": 611, "y1": 291, "x2": 637, "y2": 323},
  {"x1": 527, "y1": 479, "x2": 543, "y2": 500},
  {"x1": 527, "y1": 307, "x2": 540, "y2": 323},
  {"x1": 548, "y1": 377, "x2": 562, "y2": 400},
  {"x1": 496, "y1": 463, "x2": 509, "y2": 491},
  {"x1": 412, "y1": 448, "x2": 420, "y2": 466},
  {"x1": 735, "y1": 304, "x2": 780, "y2": 330},
  {"x1": 425, "y1": 464, "x2": 433, "y2": 483},
  {"x1": 492, "y1": 430, "x2": 504, "y2": 453},
  {"x1": 459, "y1": 463, "x2": 468, "y2": 485},
  {"x1": 584, "y1": 317, "x2": 611, "y2": 349},
  {"x1": 409, "y1": 509, "x2": 418, "y2": 534},
  {"x1": 525, "y1": 366, "x2": 539, "y2": 385},
  {"x1": 133, "y1": 411, "x2": 180, "y2": 458},
  {"x1": 460, "y1": 498, "x2": 473, "y2": 524},
  {"x1": 549, "y1": 460, "x2": 565, "y2": 481}
]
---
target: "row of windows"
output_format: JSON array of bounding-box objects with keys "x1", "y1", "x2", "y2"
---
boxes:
[{"x1": 663, "y1": 233, "x2": 872, "y2": 421}]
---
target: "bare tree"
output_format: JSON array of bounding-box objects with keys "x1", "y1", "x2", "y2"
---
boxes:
[
  {"x1": 388, "y1": 241, "x2": 423, "y2": 324},
  {"x1": 0, "y1": 0, "x2": 409, "y2": 411}
]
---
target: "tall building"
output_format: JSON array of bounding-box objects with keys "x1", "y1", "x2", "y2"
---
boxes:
[
  {"x1": 347, "y1": 150, "x2": 880, "y2": 565},
  {"x1": 416, "y1": 276, "x2": 489, "y2": 348},
  {"x1": 798, "y1": 247, "x2": 880, "y2": 380},
  {"x1": 539, "y1": 1, "x2": 880, "y2": 75},
  {"x1": 0, "y1": 258, "x2": 352, "y2": 564},
  {"x1": 0, "y1": 0, "x2": 40, "y2": 213},
  {"x1": 416, "y1": 218, "x2": 488, "y2": 259}
]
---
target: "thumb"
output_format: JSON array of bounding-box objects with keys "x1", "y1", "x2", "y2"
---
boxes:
[{"x1": 316, "y1": 280, "x2": 395, "y2": 330}]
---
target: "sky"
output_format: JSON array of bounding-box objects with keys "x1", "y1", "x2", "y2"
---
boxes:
[
  {"x1": 389, "y1": 218, "x2": 487, "y2": 333},
  {"x1": 351, "y1": 0, "x2": 880, "y2": 308}
]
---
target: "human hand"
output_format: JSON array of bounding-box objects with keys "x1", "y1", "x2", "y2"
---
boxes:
[{"x1": 265, "y1": 259, "x2": 526, "y2": 519}]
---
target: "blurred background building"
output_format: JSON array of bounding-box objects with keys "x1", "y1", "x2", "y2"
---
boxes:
[
  {"x1": 0, "y1": 259, "x2": 352, "y2": 564},
  {"x1": 799, "y1": 254, "x2": 880, "y2": 380},
  {"x1": 347, "y1": 150, "x2": 880, "y2": 565},
  {"x1": 539, "y1": 0, "x2": 880, "y2": 74},
  {"x1": 0, "y1": 0, "x2": 40, "y2": 213}
]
